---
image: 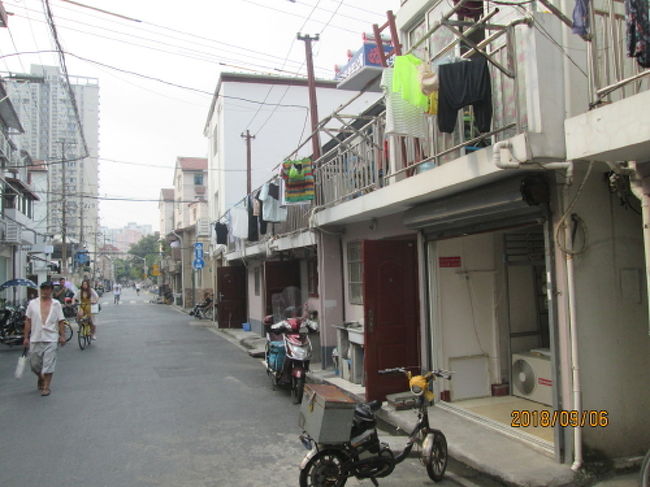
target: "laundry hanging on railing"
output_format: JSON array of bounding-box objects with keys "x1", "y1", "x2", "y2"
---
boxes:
[
  {"x1": 259, "y1": 182, "x2": 288, "y2": 222},
  {"x1": 625, "y1": 0, "x2": 650, "y2": 68},
  {"x1": 255, "y1": 190, "x2": 267, "y2": 235},
  {"x1": 418, "y1": 63, "x2": 439, "y2": 115},
  {"x1": 230, "y1": 204, "x2": 249, "y2": 239},
  {"x1": 281, "y1": 158, "x2": 314, "y2": 203},
  {"x1": 391, "y1": 54, "x2": 430, "y2": 110},
  {"x1": 437, "y1": 57, "x2": 492, "y2": 134},
  {"x1": 247, "y1": 195, "x2": 259, "y2": 242},
  {"x1": 214, "y1": 222, "x2": 228, "y2": 245},
  {"x1": 571, "y1": 0, "x2": 591, "y2": 39},
  {"x1": 381, "y1": 68, "x2": 429, "y2": 138}
]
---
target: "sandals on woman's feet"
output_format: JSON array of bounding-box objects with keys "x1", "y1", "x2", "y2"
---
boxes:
[{"x1": 40, "y1": 389, "x2": 51, "y2": 396}]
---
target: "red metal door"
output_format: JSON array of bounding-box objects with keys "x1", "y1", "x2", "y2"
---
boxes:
[
  {"x1": 363, "y1": 239, "x2": 420, "y2": 401},
  {"x1": 216, "y1": 266, "x2": 246, "y2": 328},
  {"x1": 264, "y1": 260, "x2": 301, "y2": 317}
]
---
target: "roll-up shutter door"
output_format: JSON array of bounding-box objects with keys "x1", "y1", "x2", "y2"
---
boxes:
[{"x1": 403, "y1": 175, "x2": 549, "y2": 239}]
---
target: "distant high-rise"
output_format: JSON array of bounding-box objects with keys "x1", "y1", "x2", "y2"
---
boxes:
[{"x1": 4, "y1": 65, "x2": 99, "y2": 249}]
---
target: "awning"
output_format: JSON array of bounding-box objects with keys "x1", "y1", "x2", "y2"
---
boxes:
[
  {"x1": 5, "y1": 177, "x2": 40, "y2": 200},
  {"x1": 403, "y1": 175, "x2": 549, "y2": 239}
]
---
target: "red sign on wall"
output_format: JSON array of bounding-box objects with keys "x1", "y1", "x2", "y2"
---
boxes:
[{"x1": 439, "y1": 256, "x2": 462, "y2": 268}]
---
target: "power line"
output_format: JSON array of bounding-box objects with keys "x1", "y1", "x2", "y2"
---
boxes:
[
  {"x1": 41, "y1": 0, "x2": 89, "y2": 158},
  {"x1": 0, "y1": 50, "x2": 311, "y2": 116},
  {"x1": 8, "y1": 9, "x2": 324, "y2": 77}
]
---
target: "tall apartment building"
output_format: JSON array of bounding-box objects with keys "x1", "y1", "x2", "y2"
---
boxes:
[{"x1": 4, "y1": 65, "x2": 100, "y2": 251}]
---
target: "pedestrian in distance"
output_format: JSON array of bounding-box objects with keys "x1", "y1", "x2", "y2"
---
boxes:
[
  {"x1": 113, "y1": 283, "x2": 121, "y2": 304},
  {"x1": 52, "y1": 276, "x2": 69, "y2": 304},
  {"x1": 75, "y1": 279, "x2": 99, "y2": 340},
  {"x1": 23, "y1": 281, "x2": 67, "y2": 397}
]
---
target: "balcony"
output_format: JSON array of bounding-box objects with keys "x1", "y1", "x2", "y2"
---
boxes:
[
  {"x1": 564, "y1": 0, "x2": 650, "y2": 162},
  {"x1": 310, "y1": 3, "x2": 574, "y2": 225}
]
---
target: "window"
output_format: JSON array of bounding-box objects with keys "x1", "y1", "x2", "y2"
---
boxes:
[
  {"x1": 254, "y1": 266, "x2": 261, "y2": 296},
  {"x1": 347, "y1": 241, "x2": 363, "y2": 305},
  {"x1": 307, "y1": 257, "x2": 318, "y2": 297},
  {"x1": 194, "y1": 173, "x2": 204, "y2": 185}
]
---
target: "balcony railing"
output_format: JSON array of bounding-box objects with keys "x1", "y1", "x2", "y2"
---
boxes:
[
  {"x1": 313, "y1": 4, "x2": 531, "y2": 208},
  {"x1": 588, "y1": 0, "x2": 650, "y2": 104}
]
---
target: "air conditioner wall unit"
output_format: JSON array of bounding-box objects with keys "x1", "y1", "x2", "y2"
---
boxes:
[
  {"x1": 4, "y1": 222, "x2": 21, "y2": 243},
  {"x1": 511, "y1": 351, "x2": 553, "y2": 406}
]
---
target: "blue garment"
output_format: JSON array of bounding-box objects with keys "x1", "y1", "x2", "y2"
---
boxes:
[{"x1": 572, "y1": 0, "x2": 590, "y2": 39}]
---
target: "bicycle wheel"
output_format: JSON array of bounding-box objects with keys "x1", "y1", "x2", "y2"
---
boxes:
[
  {"x1": 77, "y1": 323, "x2": 87, "y2": 350},
  {"x1": 64, "y1": 322, "x2": 73, "y2": 343},
  {"x1": 424, "y1": 431, "x2": 448, "y2": 482}
]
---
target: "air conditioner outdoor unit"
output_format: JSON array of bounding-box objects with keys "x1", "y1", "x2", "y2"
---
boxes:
[
  {"x1": 511, "y1": 350, "x2": 553, "y2": 406},
  {"x1": 4, "y1": 222, "x2": 21, "y2": 243}
]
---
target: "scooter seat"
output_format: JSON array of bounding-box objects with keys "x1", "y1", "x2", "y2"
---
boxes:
[{"x1": 354, "y1": 400, "x2": 381, "y2": 422}]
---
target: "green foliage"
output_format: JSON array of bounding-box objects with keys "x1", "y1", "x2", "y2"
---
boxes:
[{"x1": 128, "y1": 233, "x2": 163, "y2": 279}]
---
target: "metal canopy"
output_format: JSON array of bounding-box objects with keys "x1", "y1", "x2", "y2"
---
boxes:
[{"x1": 403, "y1": 175, "x2": 549, "y2": 239}]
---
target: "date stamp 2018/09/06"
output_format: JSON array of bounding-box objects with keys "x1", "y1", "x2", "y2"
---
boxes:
[{"x1": 511, "y1": 409, "x2": 609, "y2": 428}]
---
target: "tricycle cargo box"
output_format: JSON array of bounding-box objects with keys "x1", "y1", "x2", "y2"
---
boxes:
[{"x1": 298, "y1": 384, "x2": 356, "y2": 444}]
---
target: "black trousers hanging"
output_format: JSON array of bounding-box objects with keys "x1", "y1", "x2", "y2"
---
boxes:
[{"x1": 437, "y1": 57, "x2": 492, "y2": 134}]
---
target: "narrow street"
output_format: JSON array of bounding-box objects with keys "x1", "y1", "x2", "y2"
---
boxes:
[{"x1": 0, "y1": 288, "x2": 498, "y2": 487}]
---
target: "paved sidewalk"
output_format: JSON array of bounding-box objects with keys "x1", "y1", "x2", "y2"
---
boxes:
[{"x1": 214, "y1": 326, "x2": 642, "y2": 487}]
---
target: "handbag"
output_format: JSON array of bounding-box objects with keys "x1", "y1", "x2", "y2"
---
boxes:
[
  {"x1": 15, "y1": 348, "x2": 28, "y2": 379},
  {"x1": 91, "y1": 303, "x2": 100, "y2": 314}
]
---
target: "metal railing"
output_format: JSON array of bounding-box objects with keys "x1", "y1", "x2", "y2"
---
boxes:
[
  {"x1": 312, "y1": 5, "x2": 531, "y2": 208},
  {"x1": 589, "y1": 0, "x2": 650, "y2": 104}
]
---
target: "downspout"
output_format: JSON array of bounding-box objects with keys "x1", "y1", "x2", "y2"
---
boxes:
[
  {"x1": 172, "y1": 229, "x2": 184, "y2": 308},
  {"x1": 629, "y1": 162, "x2": 650, "y2": 336}
]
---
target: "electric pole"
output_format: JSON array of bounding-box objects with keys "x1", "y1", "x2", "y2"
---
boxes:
[
  {"x1": 60, "y1": 140, "x2": 67, "y2": 275},
  {"x1": 241, "y1": 130, "x2": 255, "y2": 194},
  {"x1": 297, "y1": 33, "x2": 321, "y2": 160}
]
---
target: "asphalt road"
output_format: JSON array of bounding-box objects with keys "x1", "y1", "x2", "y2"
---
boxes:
[{"x1": 0, "y1": 288, "x2": 501, "y2": 487}]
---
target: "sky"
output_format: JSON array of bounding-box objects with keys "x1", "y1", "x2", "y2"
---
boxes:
[{"x1": 0, "y1": 0, "x2": 398, "y2": 231}]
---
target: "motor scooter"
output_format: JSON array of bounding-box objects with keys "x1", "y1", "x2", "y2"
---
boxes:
[
  {"x1": 298, "y1": 367, "x2": 452, "y2": 487},
  {"x1": 264, "y1": 312, "x2": 318, "y2": 404}
]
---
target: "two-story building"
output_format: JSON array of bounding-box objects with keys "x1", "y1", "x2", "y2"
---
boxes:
[{"x1": 205, "y1": 0, "x2": 648, "y2": 470}]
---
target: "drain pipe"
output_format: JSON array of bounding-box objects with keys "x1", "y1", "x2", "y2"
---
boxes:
[
  {"x1": 493, "y1": 140, "x2": 575, "y2": 184},
  {"x1": 172, "y1": 229, "x2": 185, "y2": 308},
  {"x1": 629, "y1": 162, "x2": 650, "y2": 335}
]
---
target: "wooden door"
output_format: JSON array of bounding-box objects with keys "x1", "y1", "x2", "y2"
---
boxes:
[
  {"x1": 265, "y1": 260, "x2": 301, "y2": 318},
  {"x1": 364, "y1": 239, "x2": 420, "y2": 401},
  {"x1": 216, "y1": 266, "x2": 246, "y2": 328}
]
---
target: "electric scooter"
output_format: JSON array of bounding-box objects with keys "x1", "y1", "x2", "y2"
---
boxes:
[
  {"x1": 298, "y1": 367, "x2": 452, "y2": 486},
  {"x1": 264, "y1": 312, "x2": 318, "y2": 404}
]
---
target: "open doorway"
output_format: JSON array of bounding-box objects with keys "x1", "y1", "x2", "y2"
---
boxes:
[{"x1": 427, "y1": 223, "x2": 556, "y2": 451}]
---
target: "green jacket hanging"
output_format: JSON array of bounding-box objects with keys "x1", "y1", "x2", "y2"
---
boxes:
[{"x1": 391, "y1": 54, "x2": 429, "y2": 111}]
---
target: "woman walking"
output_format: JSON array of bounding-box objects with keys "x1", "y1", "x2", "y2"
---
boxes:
[{"x1": 75, "y1": 279, "x2": 99, "y2": 340}]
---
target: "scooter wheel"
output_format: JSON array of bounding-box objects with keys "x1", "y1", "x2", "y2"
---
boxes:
[
  {"x1": 299, "y1": 450, "x2": 347, "y2": 487},
  {"x1": 292, "y1": 377, "x2": 305, "y2": 404}
]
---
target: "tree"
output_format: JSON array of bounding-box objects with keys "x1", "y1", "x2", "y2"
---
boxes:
[{"x1": 128, "y1": 233, "x2": 162, "y2": 279}]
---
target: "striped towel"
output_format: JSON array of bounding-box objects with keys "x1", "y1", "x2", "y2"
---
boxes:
[{"x1": 282, "y1": 158, "x2": 314, "y2": 202}]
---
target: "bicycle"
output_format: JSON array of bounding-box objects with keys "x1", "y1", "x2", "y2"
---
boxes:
[
  {"x1": 63, "y1": 320, "x2": 73, "y2": 343},
  {"x1": 298, "y1": 367, "x2": 452, "y2": 486},
  {"x1": 77, "y1": 316, "x2": 92, "y2": 350}
]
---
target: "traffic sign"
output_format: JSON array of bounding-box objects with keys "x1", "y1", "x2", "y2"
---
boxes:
[
  {"x1": 193, "y1": 242, "x2": 204, "y2": 261},
  {"x1": 192, "y1": 258, "x2": 205, "y2": 270}
]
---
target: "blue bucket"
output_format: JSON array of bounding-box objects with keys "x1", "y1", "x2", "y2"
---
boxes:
[{"x1": 242, "y1": 322, "x2": 251, "y2": 332}]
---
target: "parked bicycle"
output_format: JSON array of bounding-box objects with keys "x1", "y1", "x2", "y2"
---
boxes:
[
  {"x1": 298, "y1": 367, "x2": 452, "y2": 486},
  {"x1": 77, "y1": 316, "x2": 92, "y2": 350}
]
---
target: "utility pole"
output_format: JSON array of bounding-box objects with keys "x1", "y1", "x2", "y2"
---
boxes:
[
  {"x1": 241, "y1": 130, "x2": 255, "y2": 194},
  {"x1": 60, "y1": 140, "x2": 67, "y2": 275},
  {"x1": 79, "y1": 155, "x2": 84, "y2": 248},
  {"x1": 297, "y1": 33, "x2": 321, "y2": 160}
]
